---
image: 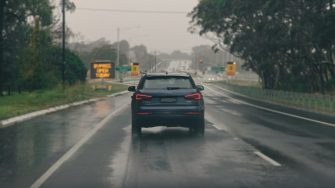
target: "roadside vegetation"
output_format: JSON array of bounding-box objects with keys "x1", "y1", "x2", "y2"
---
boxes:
[
  {"x1": 213, "y1": 81, "x2": 335, "y2": 115},
  {"x1": 190, "y1": 0, "x2": 335, "y2": 93},
  {"x1": 0, "y1": 0, "x2": 86, "y2": 94},
  {"x1": 225, "y1": 79, "x2": 261, "y2": 88},
  {"x1": 0, "y1": 83, "x2": 128, "y2": 120}
]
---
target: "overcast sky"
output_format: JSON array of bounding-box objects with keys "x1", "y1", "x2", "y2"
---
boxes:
[{"x1": 66, "y1": 0, "x2": 211, "y2": 53}]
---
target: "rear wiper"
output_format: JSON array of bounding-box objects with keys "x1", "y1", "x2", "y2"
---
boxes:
[{"x1": 166, "y1": 87, "x2": 181, "y2": 90}]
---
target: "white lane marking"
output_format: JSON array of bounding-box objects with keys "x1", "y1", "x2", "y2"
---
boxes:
[
  {"x1": 221, "y1": 109, "x2": 242, "y2": 117},
  {"x1": 203, "y1": 95, "x2": 218, "y2": 105},
  {"x1": 206, "y1": 87, "x2": 282, "y2": 167},
  {"x1": 205, "y1": 112, "x2": 229, "y2": 131},
  {"x1": 254, "y1": 151, "x2": 281, "y2": 167},
  {"x1": 30, "y1": 104, "x2": 129, "y2": 188},
  {"x1": 226, "y1": 98, "x2": 242, "y2": 104},
  {"x1": 206, "y1": 85, "x2": 335, "y2": 128},
  {"x1": 109, "y1": 126, "x2": 131, "y2": 188},
  {"x1": 209, "y1": 123, "x2": 224, "y2": 131}
]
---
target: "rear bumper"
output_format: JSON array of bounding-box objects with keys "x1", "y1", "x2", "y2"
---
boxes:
[
  {"x1": 134, "y1": 114, "x2": 204, "y2": 128},
  {"x1": 132, "y1": 105, "x2": 204, "y2": 128}
]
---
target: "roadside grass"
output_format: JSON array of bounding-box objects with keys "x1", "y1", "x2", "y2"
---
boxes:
[
  {"x1": 212, "y1": 80, "x2": 261, "y2": 88},
  {"x1": 212, "y1": 82, "x2": 335, "y2": 115},
  {"x1": 0, "y1": 83, "x2": 128, "y2": 120}
]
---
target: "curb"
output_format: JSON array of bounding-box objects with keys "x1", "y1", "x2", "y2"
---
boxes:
[{"x1": 0, "y1": 90, "x2": 129, "y2": 129}]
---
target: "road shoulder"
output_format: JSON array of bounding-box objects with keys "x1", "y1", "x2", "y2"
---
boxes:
[{"x1": 0, "y1": 91, "x2": 129, "y2": 128}]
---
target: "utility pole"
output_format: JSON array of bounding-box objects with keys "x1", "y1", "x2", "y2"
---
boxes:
[
  {"x1": 154, "y1": 51, "x2": 157, "y2": 72},
  {"x1": 116, "y1": 27, "x2": 120, "y2": 81},
  {"x1": 194, "y1": 54, "x2": 198, "y2": 75},
  {"x1": 62, "y1": 0, "x2": 66, "y2": 86}
]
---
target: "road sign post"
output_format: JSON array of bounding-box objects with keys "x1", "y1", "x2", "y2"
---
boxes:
[
  {"x1": 90, "y1": 61, "x2": 116, "y2": 79},
  {"x1": 131, "y1": 63, "x2": 140, "y2": 77},
  {"x1": 90, "y1": 60, "x2": 115, "y2": 90},
  {"x1": 226, "y1": 61, "x2": 236, "y2": 77}
]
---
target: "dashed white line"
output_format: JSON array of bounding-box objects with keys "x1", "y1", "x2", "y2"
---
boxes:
[
  {"x1": 205, "y1": 112, "x2": 229, "y2": 132},
  {"x1": 30, "y1": 104, "x2": 129, "y2": 188},
  {"x1": 221, "y1": 109, "x2": 242, "y2": 117},
  {"x1": 206, "y1": 85, "x2": 335, "y2": 128},
  {"x1": 254, "y1": 151, "x2": 282, "y2": 167},
  {"x1": 226, "y1": 98, "x2": 242, "y2": 104},
  {"x1": 210, "y1": 124, "x2": 225, "y2": 131}
]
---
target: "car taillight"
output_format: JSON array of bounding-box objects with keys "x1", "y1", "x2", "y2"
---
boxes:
[
  {"x1": 135, "y1": 93, "x2": 152, "y2": 101},
  {"x1": 185, "y1": 93, "x2": 202, "y2": 100}
]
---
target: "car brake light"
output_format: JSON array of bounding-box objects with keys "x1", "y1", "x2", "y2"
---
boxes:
[
  {"x1": 135, "y1": 93, "x2": 152, "y2": 101},
  {"x1": 185, "y1": 93, "x2": 202, "y2": 100}
]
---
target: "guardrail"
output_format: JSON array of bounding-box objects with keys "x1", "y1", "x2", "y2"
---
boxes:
[{"x1": 216, "y1": 82, "x2": 335, "y2": 115}]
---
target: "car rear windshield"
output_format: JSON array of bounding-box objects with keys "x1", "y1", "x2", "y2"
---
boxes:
[{"x1": 142, "y1": 76, "x2": 194, "y2": 89}]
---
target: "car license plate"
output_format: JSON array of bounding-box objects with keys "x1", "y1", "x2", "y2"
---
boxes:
[{"x1": 161, "y1": 97, "x2": 177, "y2": 103}]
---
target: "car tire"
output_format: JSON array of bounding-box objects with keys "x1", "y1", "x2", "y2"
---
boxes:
[
  {"x1": 131, "y1": 115, "x2": 141, "y2": 136},
  {"x1": 189, "y1": 127, "x2": 195, "y2": 134},
  {"x1": 195, "y1": 118, "x2": 205, "y2": 136}
]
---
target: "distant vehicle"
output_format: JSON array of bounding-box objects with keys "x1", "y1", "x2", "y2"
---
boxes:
[{"x1": 128, "y1": 73, "x2": 205, "y2": 136}]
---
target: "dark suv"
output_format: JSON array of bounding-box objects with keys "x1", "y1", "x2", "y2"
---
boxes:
[{"x1": 128, "y1": 73, "x2": 205, "y2": 136}]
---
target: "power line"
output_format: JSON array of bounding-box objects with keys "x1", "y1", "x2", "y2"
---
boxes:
[{"x1": 76, "y1": 8, "x2": 189, "y2": 15}]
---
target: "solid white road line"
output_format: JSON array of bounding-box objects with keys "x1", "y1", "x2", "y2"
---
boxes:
[
  {"x1": 221, "y1": 109, "x2": 242, "y2": 117},
  {"x1": 254, "y1": 151, "x2": 282, "y2": 167},
  {"x1": 206, "y1": 85, "x2": 335, "y2": 128},
  {"x1": 30, "y1": 104, "x2": 129, "y2": 188},
  {"x1": 205, "y1": 112, "x2": 229, "y2": 131},
  {"x1": 205, "y1": 86, "x2": 282, "y2": 167},
  {"x1": 109, "y1": 126, "x2": 132, "y2": 188}
]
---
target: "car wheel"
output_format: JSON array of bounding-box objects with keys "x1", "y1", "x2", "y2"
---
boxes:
[
  {"x1": 195, "y1": 118, "x2": 205, "y2": 136},
  {"x1": 189, "y1": 127, "x2": 195, "y2": 134},
  {"x1": 131, "y1": 116, "x2": 142, "y2": 136}
]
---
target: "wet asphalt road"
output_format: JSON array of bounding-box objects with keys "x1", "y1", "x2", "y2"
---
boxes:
[{"x1": 1, "y1": 84, "x2": 335, "y2": 188}]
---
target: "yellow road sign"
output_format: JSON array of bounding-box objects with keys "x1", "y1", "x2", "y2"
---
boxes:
[
  {"x1": 131, "y1": 63, "x2": 140, "y2": 76},
  {"x1": 226, "y1": 61, "x2": 236, "y2": 76}
]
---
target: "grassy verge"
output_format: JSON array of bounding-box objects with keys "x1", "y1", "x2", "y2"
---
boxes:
[
  {"x1": 213, "y1": 79, "x2": 261, "y2": 88},
  {"x1": 0, "y1": 83, "x2": 128, "y2": 120},
  {"x1": 212, "y1": 82, "x2": 335, "y2": 115}
]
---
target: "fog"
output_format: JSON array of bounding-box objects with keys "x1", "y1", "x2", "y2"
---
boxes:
[{"x1": 66, "y1": 0, "x2": 211, "y2": 53}]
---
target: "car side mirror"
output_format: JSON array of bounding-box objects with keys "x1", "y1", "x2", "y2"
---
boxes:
[
  {"x1": 197, "y1": 85, "x2": 205, "y2": 91},
  {"x1": 128, "y1": 86, "x2": 136, "y2": 92}
]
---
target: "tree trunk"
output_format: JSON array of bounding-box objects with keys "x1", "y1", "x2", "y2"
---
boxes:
[
  {"x1": 330, "y1": 0, "x2": 334, "y2": 10},
  {"x1": 317, "y1": 64, "x2": 326, "y2": 94}
]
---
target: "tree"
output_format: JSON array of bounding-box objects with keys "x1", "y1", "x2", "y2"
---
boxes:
[
  {"x1": 190, "y1": 0, "x2": 335, "y2": 92},
  {"x1": 170, "y1": 50, "x2": 190, "y2": 60},
  {"x1": 131, "y1": 45, "x2": 156, "y2": 71},
  {"x1": 0, "y1": 0, "x2": 53, "y2": 90},
  {"x1": 74, "y1": 44, "x2": 117, "y2": 68},
  {"x1": 1, "y1": 0, "x2": 84, "y2": 92}
]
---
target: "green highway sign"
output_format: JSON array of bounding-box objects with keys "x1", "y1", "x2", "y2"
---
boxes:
[
  {"x1": 116, "y1": 66, "x2": 131, "y2": 72},
  {"x1": 211, "y1": 66, "x2": 225, "y2": 72}
]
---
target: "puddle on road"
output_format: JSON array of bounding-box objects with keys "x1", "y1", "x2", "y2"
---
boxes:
[{"x1": 109, "y1": 125, "x2": 132, "y2": 188}]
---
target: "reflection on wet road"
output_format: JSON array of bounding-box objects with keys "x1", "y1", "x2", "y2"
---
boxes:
[
  {"x1": 0, "y1": 95, "x2": 129, "y2": 188},
  {"x1": 125, "y1": 127, "x2": 275, "y2": 188}
]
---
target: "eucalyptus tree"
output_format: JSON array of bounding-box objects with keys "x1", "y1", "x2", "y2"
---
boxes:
[
  {"x1": 190, "y1": 0, "x2": 335, "y2": 92},
  {"x1": 0, "y1": 0, "x2": 53, "y2": 90}
]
